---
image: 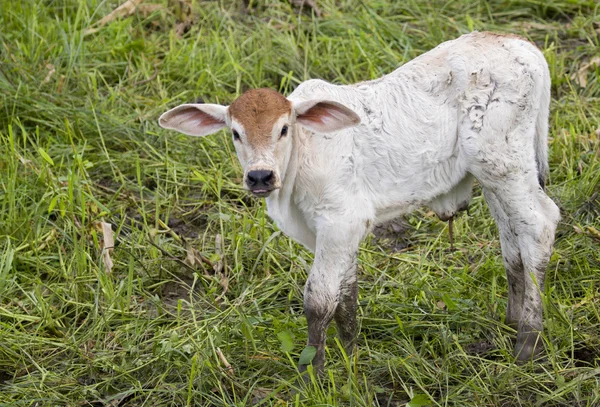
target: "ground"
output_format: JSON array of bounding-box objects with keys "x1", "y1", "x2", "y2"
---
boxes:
[{"x1": 0, "y1": 0, "x2": 599, "y2": 405}]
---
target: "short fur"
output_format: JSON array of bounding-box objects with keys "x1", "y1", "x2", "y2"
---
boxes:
[{"x1": 159, "y1": 31, "x2": 560, "y2": 369}]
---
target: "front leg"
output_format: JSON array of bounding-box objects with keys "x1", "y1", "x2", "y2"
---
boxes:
[
  {"x1": 334, "y1": 265, "x2": 358, "y2": 357},
  {"x1": 300, "y1": 221, "x2": 365, "y2": 374}
]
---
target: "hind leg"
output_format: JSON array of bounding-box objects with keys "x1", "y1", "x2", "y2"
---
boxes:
[
  {"x1": 460, "y1": 61, "x2": 559, "y2": 360},
  {"x1": 483, "y1": 189, "x2": 524, "y2": 329},
  {"x1": 479, "y1": 175, "x2": 559, "y2": 360},
  {"x1": 513, "y1": 190, "x2": 560, "y2": 360},
  {"x1": 462, "y1": 123, "x2": 559, "y2": 359}
]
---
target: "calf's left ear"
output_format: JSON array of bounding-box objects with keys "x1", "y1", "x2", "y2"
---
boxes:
[
  {"x1": 293, "y1": 99, "x2": 360, "y2": 133},
  {"x1": 159, "y1": 104, "x2": 228, "y2": 137}
]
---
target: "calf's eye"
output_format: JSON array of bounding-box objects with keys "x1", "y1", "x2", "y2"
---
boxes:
[
  {"x1": 232, "y1": 130, "x2": 240, "y2": 141},
  {"x1": 280, "y1": 125, "x2": 288, "y2": 138}
]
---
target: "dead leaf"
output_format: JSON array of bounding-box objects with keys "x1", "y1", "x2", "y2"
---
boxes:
[
  {"x1": 174, "y1": 21, "x2": 191, "y2": 36},
  {"x1": 436, "y1": 300, "x2": 446, "y2": 310},
  {"x1": 36, "y1": 229, "x2": 57, "y2": 252},
  {"x1": 184, "y1": 245, "x2": 198, "y2": 268},
  {"x1": 42, "y1": 63, "x2": 55, "y2": 85},
  {"x1": 572, "y1": 56, "x2": 600, "y2": 88},
  {"x1": 214, "y1": 234, "x2": 223, "y2": 274},
  {"x1": 169, "y1": 0, "x2": 193, "y2": 36},
  {"x1": 85, "y1": 0, "x2": 145, "y2": 35},
  {"x1": 169, "y1": 0, "x2": 191, "y2": 20},
  {"x1": 577, "y1": 160, "x2": 585, "y2": 175},
  {"x1": 214, "y1": 273, "x2": 229, "y2": 303},
  {"x1": 56, "y1": 75, "x2": 65, "y2": 94},
  {"x1": 184, "y1": 244, "x2": 205, "y2": 273},
  {"x1": 587, "y1": 226, "x2": 600, "y2": 241},
  {"x1": 96, "y1": 221, "x2": 115, "y2": 273},
  {"x1": 182, "y1": 237, "x2": 228, "y2": 300},
  {"x1": 183, "y1": 241, "x2": 215, "y2": 274}
]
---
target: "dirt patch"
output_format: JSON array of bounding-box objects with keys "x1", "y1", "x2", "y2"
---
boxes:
[
  {"x1": 369, "y1": 380, "x2": 410, "y2": 407},
  {"x1": 371, "y1": 217, "x2": 413, "y2": 252},
  {"x1": 576, "y1": 191, "x2": 600, "y2": 222},
  {"x1": 160, "y1": 271, "x2": 203, "y2": 312},
  {"x1": 95, "y1": 177, "x2": 123, "y2": 192},
  {"x1": 166, "y1": 209, "x2": 208, "y2": 240},
  {"x1": 465, "y1": 339, "x2": 496, "y2": 357},
  {"x1": 573, "y1": 344, "x2": 600, "y2": 367},
  {"x1": 161, "y1": 273, "x2": 195, "y2": 299},
  {"x1": 118, "y1": 203, "x2": 209, "y2": 241},
  {"x1": 375, "y1": 393, "x2": 409, "y2": 407},
  {"x1": 94, "y1": 177, "x2": 210, "y2": 241},
  {"x1": 0, "y1": 370, "x2": 11, "y2": 385}
]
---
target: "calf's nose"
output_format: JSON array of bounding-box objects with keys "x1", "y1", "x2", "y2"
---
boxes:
[{"x1": 247, "y1": 170, "x2": 274, "y2": 187}]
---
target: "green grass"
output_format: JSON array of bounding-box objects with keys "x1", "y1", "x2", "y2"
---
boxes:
[{"x1": 1, "y1": 0, "x2": 599, "y2": 405}]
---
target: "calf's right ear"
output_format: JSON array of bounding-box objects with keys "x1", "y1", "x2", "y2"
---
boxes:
[{"x1": 158, "y1": 104, "x2": 228, "y2": 137}]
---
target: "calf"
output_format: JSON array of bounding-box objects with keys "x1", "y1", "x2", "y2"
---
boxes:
[{"x1": 159, "y1": 32, "x2": 560, "y2": 369}]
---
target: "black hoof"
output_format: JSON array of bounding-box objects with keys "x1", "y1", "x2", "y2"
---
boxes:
[{"x1": 514, "y1": 330, "x2": 543, "y2": 362}]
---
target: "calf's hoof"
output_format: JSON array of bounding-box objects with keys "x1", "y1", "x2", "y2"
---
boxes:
[
  {"x1": 298, "y1": 346, "x2": 325, "y2": 377},
  {"x1": 514, "y1": 328, "x2": 543, "y2": 362},
  {"x1": 505, "y1": 318, "x2": 518, "y2": 331}
]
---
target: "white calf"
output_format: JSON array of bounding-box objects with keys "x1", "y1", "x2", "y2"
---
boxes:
[{"x1": 159, "y1": 32, "x2": 560, "y2": 369}]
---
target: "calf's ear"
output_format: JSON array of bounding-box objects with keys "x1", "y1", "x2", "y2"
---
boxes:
[
  {"x1": 293, "y1": 99, "x2": 360, "y2": 133},
  {"x1": 159, "y1": 104, "x2": 228, "y2": 137}
]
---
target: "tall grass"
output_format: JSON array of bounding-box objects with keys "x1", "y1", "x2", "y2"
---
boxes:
[{"x1": 0, "y1": 0, "x2": 599, "y2": 405}]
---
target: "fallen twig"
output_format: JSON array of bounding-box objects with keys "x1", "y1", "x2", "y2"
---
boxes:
[
  {"x1": 216, "y1": 347, "x2": 234, "y2": 376},
  {"x1": 85, "y1": 0, "x2": 145, "y2": 35}
]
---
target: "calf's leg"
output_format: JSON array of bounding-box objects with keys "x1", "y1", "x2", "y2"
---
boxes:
[
  {"x1": 334, "y1": 270, "x2": 358, "y2": 357},
  {"x1": 460, "y1": 70, "x2": 559, "y2": 359},
  {"x1": 512, "y1": 190, "x2": 560, "y2": 360},
  {"x1": 483, "y1": 189, "x2": 525, "y2": 328},
  {"x1": 479, "y1": 176, "x2": 559, "y2": 361},
  {"x1": 300, "y1": 221, "x2": 365, "y2": 373}
]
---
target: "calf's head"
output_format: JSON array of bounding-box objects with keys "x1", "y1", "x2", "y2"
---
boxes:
[{"x1": 158, "y1": 88, "x2": 360, "y2": 197}]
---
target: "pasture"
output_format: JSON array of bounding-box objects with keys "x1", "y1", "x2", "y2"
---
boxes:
[{"x1": 0, "y1": 0, "x2": 599, "y2": 405}]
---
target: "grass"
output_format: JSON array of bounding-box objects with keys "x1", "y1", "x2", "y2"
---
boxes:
[{"x1": 0, "y1": 0, "x2": 599, "y2": 405}]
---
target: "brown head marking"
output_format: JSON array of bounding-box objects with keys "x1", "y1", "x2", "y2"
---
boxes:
[{"x1": 229, "y1": 88, "x2": 292, "y2": 146}]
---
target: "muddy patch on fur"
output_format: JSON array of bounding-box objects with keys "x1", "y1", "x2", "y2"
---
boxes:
[{"x1": 371, "y1": 217, "x2": 413, "y2": 252}]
